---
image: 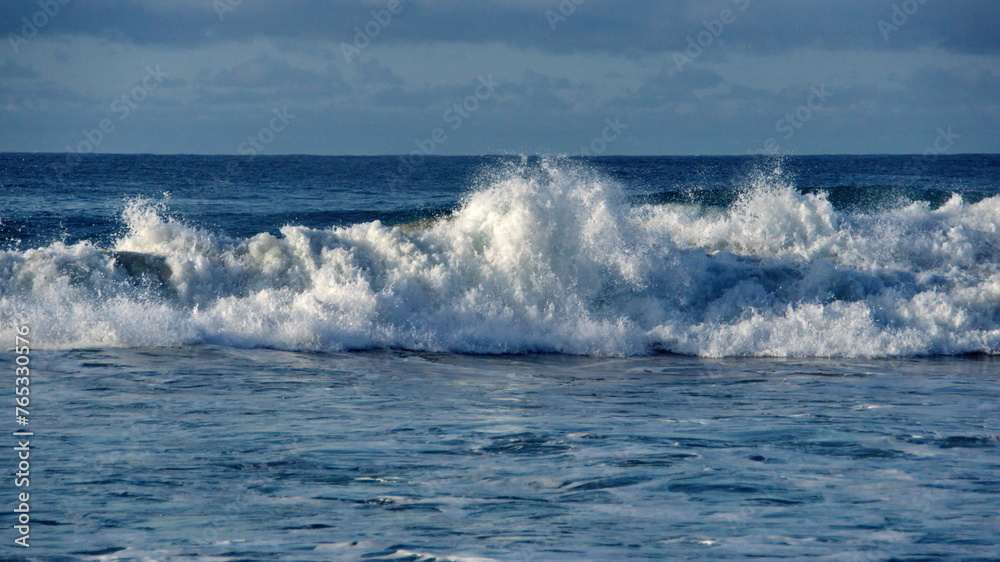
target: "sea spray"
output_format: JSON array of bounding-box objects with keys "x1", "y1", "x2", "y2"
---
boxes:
[{"x1": 2, "y1": 158, "x2": 999, "y2": 357}]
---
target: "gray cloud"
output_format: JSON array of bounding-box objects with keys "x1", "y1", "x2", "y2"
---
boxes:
[
  {"x1": 0, "y1": 1, "x2": 997, "y2": 155},
  {"x1": 2, "y1": 1, "x2": 998, "y2": 55}
]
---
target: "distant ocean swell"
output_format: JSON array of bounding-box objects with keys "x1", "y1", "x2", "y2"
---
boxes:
[{"x1": 2, "y1": 158, "x2": 999, "y2": 357}]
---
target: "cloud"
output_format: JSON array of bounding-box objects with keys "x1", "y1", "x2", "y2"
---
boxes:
[
  {"x1": 1, "y1": 2, "x2": 997, "y2": 155},
  {"x1": 203, "y1": 55, "x2": 327, "y2": 89},
  {"x1": 354, "y1": 59, "x2": 405, "y2": 88},
  {"x1": 0, "y1": 58, "x2": 38, "y2": 78},
  {"x1": 0, "y1": 58, "x2": 90, "y2": 113},
  {"x1": 2, "y1": 0, "x2": 996, "y2": 56},
  {"x1": 906, "y1": 65, "x2": 1000, "y2": 107},
  {"x1": 194, "y1": 55, "x2": 351, "y2": 106}
]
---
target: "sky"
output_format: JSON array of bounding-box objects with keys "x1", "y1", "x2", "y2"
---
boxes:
[{"x1": 1, "y1": 0, "x2": 998, "y2": 156}]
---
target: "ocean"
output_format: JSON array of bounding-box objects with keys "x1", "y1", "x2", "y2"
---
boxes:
[{"x1": 1, "y1": 153, "x2": 998, "y2": 560}]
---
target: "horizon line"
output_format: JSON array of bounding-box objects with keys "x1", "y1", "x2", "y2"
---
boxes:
[{"x1": 2, "y1": 151, "x2": 998, "y2": 158}]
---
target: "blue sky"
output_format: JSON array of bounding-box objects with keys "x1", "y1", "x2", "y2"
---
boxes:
[{"x1": 1, "y1": 0, "x2": 997, "y2": 155}]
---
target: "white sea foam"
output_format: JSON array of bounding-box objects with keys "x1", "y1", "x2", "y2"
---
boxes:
[{"x1": 3, "y1": 158, "x2": 999, "y2": 356}]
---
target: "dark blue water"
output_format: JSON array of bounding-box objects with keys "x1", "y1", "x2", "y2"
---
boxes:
[
  {"x1": 3, "y1": 153, "x2": 997, "y2": 245},
  {"x1": 1, "y1": 153, "x2": 999, "y2": 559}
]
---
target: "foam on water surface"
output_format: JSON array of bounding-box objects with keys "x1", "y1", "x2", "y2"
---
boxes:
[
  {"x1": 3, "y1": 158, "x2": 999, "y2": 356},
  {"x1": 30, "y1": 347, "x2": 1000, "y2": 560}
]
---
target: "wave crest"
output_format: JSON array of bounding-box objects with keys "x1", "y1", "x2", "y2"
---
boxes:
[{"x1": 3, "y1": 158, "x2": 999, "y2": 357}]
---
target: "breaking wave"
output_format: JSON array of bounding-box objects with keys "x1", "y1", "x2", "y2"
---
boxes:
[{"x1": 3, "y1": 158, "x2": 1000, "y2": 357}]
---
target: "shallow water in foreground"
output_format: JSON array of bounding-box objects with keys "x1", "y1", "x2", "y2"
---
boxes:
[{"x1": 14, "y1": 347, "x2": 999, "y2": 560}]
